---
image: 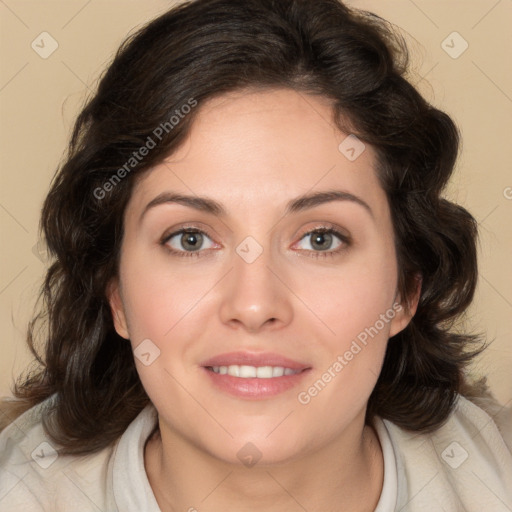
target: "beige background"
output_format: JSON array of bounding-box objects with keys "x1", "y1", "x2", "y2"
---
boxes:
[{"x1": 0, "y1": 1, "x2": 511, "y2": 408}]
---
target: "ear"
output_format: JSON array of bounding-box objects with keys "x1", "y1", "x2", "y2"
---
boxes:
[
  {"x1": 106, "y1": 277, "x2": 130, "y2": 339},
  {"x1": 388, "y1": 273, "x2": 422, "y2": 338}
]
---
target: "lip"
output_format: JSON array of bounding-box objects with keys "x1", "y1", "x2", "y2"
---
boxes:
[
  {"x1": 200, "y1": 351, "x2": 310, "y2": 370},
  {"x1": 200, "y1": 351, "x2": 312, "y2": 400}
]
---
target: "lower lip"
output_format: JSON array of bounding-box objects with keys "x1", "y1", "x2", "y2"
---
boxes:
[{"x1": 202, "y1": 367, "x2": 311, "y2": 399}]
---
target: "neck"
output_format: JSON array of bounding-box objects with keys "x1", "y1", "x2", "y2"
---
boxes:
[{"x1": 144, "y1": 414, "x2": 384, "y2": 512}]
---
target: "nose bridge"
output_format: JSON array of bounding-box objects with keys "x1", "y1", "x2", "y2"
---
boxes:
[{"x1": 218, "y1": 234, "x2": 293, "y2": 331}]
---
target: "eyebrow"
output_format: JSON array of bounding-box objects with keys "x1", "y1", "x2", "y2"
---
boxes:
[{"x1": 140, "y1": 189, "x2": 374, "y2": 223}]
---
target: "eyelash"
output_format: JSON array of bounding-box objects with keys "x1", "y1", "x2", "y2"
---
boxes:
[{"x1": 160, "y1": 224, "x2": 351, "y2": 259}]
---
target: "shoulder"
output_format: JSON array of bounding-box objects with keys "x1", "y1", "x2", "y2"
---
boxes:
[
  {"x1": 382, "y1": 393, "x2": 512, "y2": 512},
  {"x1": 0, "y1": 395, "x2": 118, "y2": 511},
  {"x1": 463, "y1": 390, "x2": 512, "y2": 453}
]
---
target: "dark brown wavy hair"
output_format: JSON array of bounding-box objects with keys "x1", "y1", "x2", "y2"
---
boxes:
[{"x1": 1, "y1": 0, "x2": 489, "y2": 455}]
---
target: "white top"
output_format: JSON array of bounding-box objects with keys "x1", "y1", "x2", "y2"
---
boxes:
[{"x1": 1, "y1": 393, "x2": 511, "y2": 511}]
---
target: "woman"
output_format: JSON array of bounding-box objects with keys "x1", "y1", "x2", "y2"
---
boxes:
[{"x1": 1, "y1": 0, "x2": 511, "y2": 510}]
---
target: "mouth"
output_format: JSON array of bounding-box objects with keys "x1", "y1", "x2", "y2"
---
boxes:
[
  {"x1": 200, "y1": 352, "x2": 312, "y2": 399},
  {"x1": 205, "y1": 364, "x2": 304, "y2": 378}
]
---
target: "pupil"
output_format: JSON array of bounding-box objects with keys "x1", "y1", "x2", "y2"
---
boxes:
[
  {"x1": 312, "y1": 232, "x2": 331, "y2": 251},
  {"x1": 183, "y1": 232, "x2": 201, "y2": 251}
]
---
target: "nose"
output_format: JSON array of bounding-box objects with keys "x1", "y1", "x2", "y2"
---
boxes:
[{"x1": 218, "y1": 244, "x2": 293, "y2": 333}]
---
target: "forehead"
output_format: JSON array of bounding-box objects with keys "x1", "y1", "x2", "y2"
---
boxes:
[{"x1": 126, "y1": 88, "x2": 389, "y2": 222}]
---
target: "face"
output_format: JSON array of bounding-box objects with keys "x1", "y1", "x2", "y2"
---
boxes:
[{"x1": 108, "y1": 88, "x2": 417, "y2": 465}]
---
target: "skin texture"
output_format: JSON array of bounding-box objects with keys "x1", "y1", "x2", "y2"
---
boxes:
[{"x1": 107, "y1": 88, "x2": 420, "y2": 511}]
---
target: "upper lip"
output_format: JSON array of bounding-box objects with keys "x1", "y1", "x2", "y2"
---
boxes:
[{"x1": 201, "y1": 351, "x2": 311, "y2": 370}]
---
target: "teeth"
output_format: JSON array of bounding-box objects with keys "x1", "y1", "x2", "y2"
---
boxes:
[
  {"x1": 239, "y1": 365, "x2": 257, "y2": 378},
  {"x1": 210, "y1": 365, "x2": 300, "y2": 378},
  {"x1": 257, "y1": 366, "x2": 273, "y2": 378},
  {"x1": 272, "y1": 366, "x2": 285, "y2": 377}
]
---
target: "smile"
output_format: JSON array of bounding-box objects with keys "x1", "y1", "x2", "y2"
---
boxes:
[{"x1": 207, "y1": 365, "x2": 302, "y2": 378}]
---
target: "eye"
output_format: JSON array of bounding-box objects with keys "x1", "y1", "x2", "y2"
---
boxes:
[
  {"x1": 294, "y1": 227, "x2": 350, "y2": 258},
  {"x1": 160, "y1": 225, "x2": 350, "y2": 259},
  {"x1": 161, "y1": 228, "x2": 217, "y2": 257}
]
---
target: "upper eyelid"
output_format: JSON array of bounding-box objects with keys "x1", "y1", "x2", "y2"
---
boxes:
[{"x1": 161, "y1": 223, "x2": 215, "y2": 240}]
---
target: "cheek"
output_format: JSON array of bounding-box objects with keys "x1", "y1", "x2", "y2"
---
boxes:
[
  {"x1": 299, "y1": 244, "x2": 398, "y2": 346},
  {"x1": 118, "y1": 251, "x2": 226, "y2": 401},
  {"x1": 120, "y1": 247, "x2": 215, "y2": 342},
  {"x1": 294, "y1": 256, "x2": 397, "y2": 428}
]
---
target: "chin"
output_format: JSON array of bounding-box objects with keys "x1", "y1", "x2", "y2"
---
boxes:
[{"x1": 204, "y1": 426, "x2": 308, "y2": 467}]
